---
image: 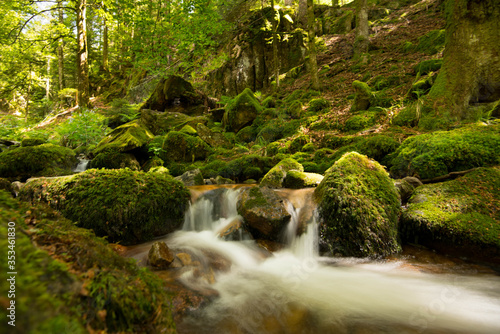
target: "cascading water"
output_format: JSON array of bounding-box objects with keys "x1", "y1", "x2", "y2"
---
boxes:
[
  {"x1": 73, "y1": 158, "x2": 90, "y2": 172},
  {"x1": 128, "y1": 186, "x2": 500, "y2": 333}
]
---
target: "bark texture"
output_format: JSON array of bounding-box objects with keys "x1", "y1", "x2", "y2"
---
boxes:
[{"x1": 77, "y1": 0, "x2": 90, "y2": 108}]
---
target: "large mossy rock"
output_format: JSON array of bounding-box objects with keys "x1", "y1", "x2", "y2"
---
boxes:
[
  {"x1": 222, "y1": 88, "x2": 263, "y2": 133},
  {"x1": 140, "y1": 109, "x2": 209, "y2": 135},
  {"x1": 0, "y1": 144, "x2": 77, "y2": 182},
  {"x1": 283, "y1": 171, "x2": 324, "y2": 189},
  {"x1": 20, "y1": 169, "x2": 190, "y2": 245},
  {"x1": 0, "y1": 190, "x2": 176, "y2": 333},
  {"x1": 196, "y1": 123, "x2": 232, "y2": 149},
  {"x1": 89, "y1": 150, "x2": 141, "y2": 170},
  {"x1": 154, "y1": 131, "x2": 211, "y2": 163},
  {"x1": 237, "y1": 186, "x2": 291, "y2": 241},
  {"x1": 401, "y1": 167, "x2": 500, "y2": 263},
  {"x1": 93, "y1": 119, "x2": 154, "y2": 155},
  {"x1": 389, "y1": 123, "x2": 500, "y2": 180},
  {"x1": 314, "y1": 152, "x2": 401, "y2": 257},
  {"x1": 141, "y1": 75, "x2": 206, "y2": 115},
  {"x1": 260, "y1": 158, "x2": 304, "y2": 188}
]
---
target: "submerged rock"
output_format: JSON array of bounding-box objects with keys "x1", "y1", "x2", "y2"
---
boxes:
[
  {"x1": 314, "y1": 152, "x2": 401, "y2": 257},
  {"x1": 0, "y1": 143, "x2": 77, "y2": 182},
  {"x1": 148, "y1": 241, "x2": 175, "y2": 268},
  {"x1": 400, "y1": 167, "x2": 500, "y2": 264},
  {"x1": 20, "y1": 169, "x2": 190, "y2": 245},
  {"x1": 237, "y1": 186, "x2": 291, "y2": 241}
]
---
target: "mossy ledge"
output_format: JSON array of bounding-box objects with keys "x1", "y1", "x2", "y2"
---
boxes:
[
  {"x1": 0, "y1": 190, "x2": 176, "y2": 333},
  {"x1": 20, "y1": 168, "x2": 190, "y2": 245},
  {"x1": 400, "y1": 167, "x2": 500, "y2": 264}
]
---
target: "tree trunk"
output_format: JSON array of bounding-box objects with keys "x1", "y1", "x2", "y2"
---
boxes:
[
  {"x1": 103, "y1": 19, "x2": 109, "y2": 72},
  {"x1": 285, "y1": 0, "x2": 293, "y2": 6},
  {"x1": 271, "y1": 0, "x2": 280, "y2": 90},
  {"x1": 332, "y1": 0, "x2": 339, "y2": 6},
  {"x1": 353, "y1": 0, "x2": 369, "y2": 57},
  {"x1": 76, "y1": 0, "x2": 90, "y2": 109},
  {"x1": 298, "y1": 0, "x2": 308, "y2": 28},
  {"x1": 428, "y1": 0, "x2": 500, "y2": 120},
  {"x1": 307, "y1": 0, "x2": 320, "y2": 91},
  {"x1": 57, "y1": 0, "x2": 65, "y2": 92}
]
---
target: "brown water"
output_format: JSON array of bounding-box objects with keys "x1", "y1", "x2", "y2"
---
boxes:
[{"x1": 123, "y1": 186, "x2": 500, "y2": 334}]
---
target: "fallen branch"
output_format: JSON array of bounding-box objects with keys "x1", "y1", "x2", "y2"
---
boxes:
[{"x1": 421, "y1": 168, "x2": 479, "y2": 184}]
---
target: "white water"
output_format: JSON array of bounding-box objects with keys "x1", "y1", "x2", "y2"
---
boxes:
[
  {"x1": 73, "y1": 158, "x2": 89, "y2": 173},
  {"x1": 164, "y1": 187, "x2": 500, "y2": 333}
]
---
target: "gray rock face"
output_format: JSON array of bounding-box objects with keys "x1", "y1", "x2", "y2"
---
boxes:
[
  {"x1": 148, "y1": 241, "x2": 174, "y2": 269},
  {"x1": 175, "y1": 169, "x2": 204, "y2": 186},
  {"x1": 237, "y1": 186, "x2": 291, "y2": 241}
]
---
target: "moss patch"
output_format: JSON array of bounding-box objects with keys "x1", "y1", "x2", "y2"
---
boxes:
[
  {"x1": 223, "y1": 88, "x2": 263, "y2": 133},
  {"x1": 260, "y1": 158, "x2": 304, "y2": 188},
  {"x1": 93, "y1": 119, "x2": 154, "y2": 155},
  {"x1": 0, "y1": 144, "x2": 77, "y2": 181},
  {"x1": 400, "y1": 167, "x2": 500, "y2": 263},
  {"x1": 314, "y1": 152, "x2": 401, "y2": 257},
  {"x1": 389, "y1": 123, "x2": 500, "y2": 179},
  {"x1": 20, "y1": 169, "x2": 190, "y2": 245}
]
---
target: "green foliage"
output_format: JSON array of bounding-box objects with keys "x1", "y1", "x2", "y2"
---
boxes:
[
  {"x1": 389, "y1": 123, "x2": 500, "y2": 179},
  {"x1": 314, "y1": 152, "x2": 401, "y2": 257},
  {"x1": 21, "y1": 137, "x2": 47, "y2": 147},
  {"x1": 20, "y1": 168, "x2": 190, "y2": 245},
  {"x1": 108, "y1": 98, "x2": 141, "y2": 124},
  {"x1": 56, "y1": 110, "x2": 109, "y2": 150},
  {"x1": 0, "y1": 144, "x2": 77, "y2": 181},
  {"x1": 413, "y1": 59, "x2": 443, "y2": 76},
  {"x1": 401, "y1": 167, "x2": 500, "y2": 255},
  {"x1": 0, "y1": 115, "x2": 26, "y2": 139},
  {"x1": 415, "y1": 29, "x2": 446, "y2": 55},
  {"x1": 308, "y1": 98, "x2": 330, "y2": 113}
]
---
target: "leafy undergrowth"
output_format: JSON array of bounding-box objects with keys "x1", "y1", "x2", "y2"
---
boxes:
[{"x1": 0, "y1": 190, "x2": 177, "y2": 333}]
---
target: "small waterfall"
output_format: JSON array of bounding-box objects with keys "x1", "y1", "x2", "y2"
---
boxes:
[
  {"x1": 73, "y1": 158, "x2": 89, "y2": 173},
  {"x1": 128, "y1": 185, "x2": 500, "y2": 334}
]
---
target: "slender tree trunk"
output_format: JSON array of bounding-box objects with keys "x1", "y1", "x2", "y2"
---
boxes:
[
  {"x1": 298, "y1": 0, "x2": 308, "y2": 28},
  {"x1": 307, "y1": 0, "x2": 320, "y2": 90},
  {"x1": 103, "y1": 19, "x2": 109, "y2": 71},
  {"x1": 353, "y1": 0, "x2": 369, "y2": 57},
  {"x1": 271, "y1": 0, "x2": 280, "y2": 90},
  {"x1": 77, "y1": 0, "x2": 90, "y2": 109},
  {"x1": 285, "y1": 0, "x2": 293, "y2": 6},
  {"x1": 57, "y1": 0, "x2": 65, "y2": 92}
]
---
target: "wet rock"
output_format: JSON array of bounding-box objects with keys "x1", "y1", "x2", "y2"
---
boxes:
[
  {"x1": 148, "y1": 241, "x2": 175, "y2": 269},
  {"x1": 215, "y1": 175, "x2": 235, "y2": 185},
  {"x1": 283, "y1": 171, "x2": 324, "y2": 189},
  {"x1": 176, "y1": 253, "x2": 193, "y2": 266},
  {"x1": 175, "y1": 169, "x2": 204, "y2": 186},
  {"x1": 11, "y1": 181, "x2": 23, "y2": 197},
  {"x1": 237, "y1": 186, "x2": 291, "y2": 241},
  {"x1": 217, "y1": 218, "x2": 253, "y2": 241},
  {"x1": 394, "y1": 176, "x2": 422, "y2": 204}
]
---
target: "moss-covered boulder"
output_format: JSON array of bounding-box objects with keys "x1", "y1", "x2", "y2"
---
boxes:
[
  {"x1": 314, "y1": 152, "x2": 401, "y2": 257},
  {"x1": 389, "y1": 123, "x2": 500, "y2": 180},
  {"x1": 196, "y1": 123, "x2": 232, "y2": 148},
  {"x1": 93, "y1": 119, "x2": 154, "y2": 155},
  {"x1": 400, "y1": 167, "x2": 500, "y2": 264},
  {"x1": 175, "y1": 168, "x2": 204, "y2": 186},
  {"x1": 141, "y1": 75, "x2": 206, "y2": 115},
  {"x1": 223, "y1": 88, "x2": 263, "y2": 133},
  {"x1": 21, "y1": 137, "x2": 47, "y2": 147},
  {"x1": 0, "y1": 190, "x2": 176, "y2": 333},
  {"x1": 237, "y1": 186, "x2": 291, "y2": 241},
  {"x1": 260, "y1": 158, "x2": 304, "y2": 188},
  {"x1": 283, "y1": 171, "x2": 324, "y2": 189},
  {"x1": 156, "y1": 131, "x2": 211, "y2": 163},
  {"x1": 351, "y1": 80, "x2": 372, "y2": 111},
  {"x1": 0, "y1": 144, "x2": 77, "y2": 182},
  {"x1": 20, "y1": 169, "x2": 190, "y2": 245},
  {"x1": 90, "y1": 150, "x2": 141, "y2": 170},
  {"x1": 140, "y1": 109, "x2": 209, "y2": 135}
]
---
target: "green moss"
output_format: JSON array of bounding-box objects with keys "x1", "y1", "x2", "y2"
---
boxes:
[
  {"x1": 301, "y1": 142, "x2": 316, "y2": 152},
  {"x1": 158, "y1": 131, "x2": 211, "y2": 163},
  {"x1": 390, "y1": 123, "x2": 500, "y2": 179},
  {"x1": 0, "y1": 191, "x2": 176, "y2": 333},
  {"x1": 0, "y1": 144, "x2": 77, "y2": 181},
  {"x1": 236, "y1": 126, "x2": 258, "y2": 143},
  {"x1": 179, "y1": 124, "x2": 198, "y2": 136},
  {"x1": 223, "y1": 88, "x2": 262, "y2": 132},
  {"x1": 314, "y1": 152, "x2": 401, "y2": 257},
  {"x1": 392, "y1": 104, "x2": 419, "y2": 127},
  {"x1": 331, "y1": 135, "x2": 401, "y2": 165},
  {"x1": 90, "y1": 150, "x2": 141, "y2": 170},
  {"x1": 401, "y1": 167, "x2": 500, "y2": 260},
  {"x1": 94, "y1": 119, "x2": 154, "y2": 155},
  {"x1": 289, "y1": 135, "x2": 310, "y2": 153},
  {"x1": 21, "y1": 137, "x2": 47, "y2": 147},
  {"x1": 260, "y1": 158, "x2": 303, "y2": 188},
  {"x1": 283, "y1": 170, "x2": 323, "y2": 189},
  {"x1": 20, "y1": 169, "x2": 190, "y2": 245},
  {"x1": 261, "y1": 96, "x2": 276, "y2": 108},
  {"x1": 308, "y1": 98, "x2": 330, "y2": 113},
  {"x1": 344, "y1": 115, "x2": 371, "y2": 132},
  {"x1": 351, "y1": 80, "x2": 373, "y2": 111},
  {"x1": 413, "y1": 59, "x2": 443, "y2": 76},
  {"x1": 287, "y1": 100, "x2": 304, "y2": 119}
]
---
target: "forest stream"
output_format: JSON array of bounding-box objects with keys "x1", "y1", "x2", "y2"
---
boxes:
[{"x1": 123, "y1": 186, "x2": 500, "y2": 334}]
